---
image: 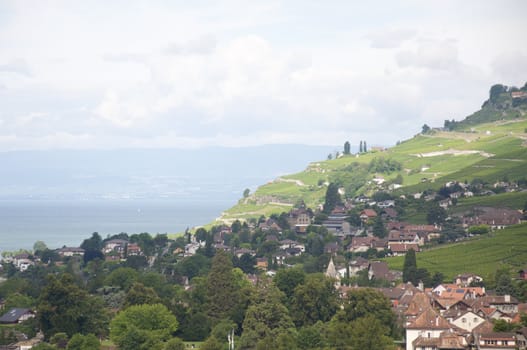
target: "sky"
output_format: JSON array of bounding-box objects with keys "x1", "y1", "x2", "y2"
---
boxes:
[{"x1": 0, "y1": 0, "x2": 526, "y2": 151}]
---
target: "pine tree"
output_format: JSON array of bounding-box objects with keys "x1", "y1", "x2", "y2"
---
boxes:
[
  {"x1": 363, "y1": 141, "x2": 367, "y2": 152},
  {"x1": 359, "y1": 141, "x2": 363, "y2": 153},
  {"x1": 206, "y1": 251, "x2": 239, "y2": 325}
]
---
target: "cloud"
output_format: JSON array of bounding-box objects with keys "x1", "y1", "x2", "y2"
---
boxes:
[
  {"x1": 0, "y1": 2, "x2": 525, "y2": 151},
  {"x1": 491, "y1": 52, "x2": 527, "y2": 87},
  {"x1": 0, "y1": 58, "x2": 32, "y2": 76},
  {"x1": 163, "y1": 34, "x2": 217, "y2": 55},
  {"x1": 396, "y1": 38, "x2": 460, "y2": 71},
  {"x1": 367, "y1": 28, "x2": 417, "y2": 49},
  {"x1": 102, "y1": 53, "x2": 148, "y2": 64}
]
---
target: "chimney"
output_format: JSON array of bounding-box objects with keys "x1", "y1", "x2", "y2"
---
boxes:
[{"x1": 504, "y1": 294, "x2": 510, "y2": 303}]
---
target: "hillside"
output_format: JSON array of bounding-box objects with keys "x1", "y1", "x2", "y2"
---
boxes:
[
  {"x1": 385, "y1": 223, "x2": 527, "y2": 281},
  {"x1": 218, "y1": 83, "x2": 527, "y2": 223}
]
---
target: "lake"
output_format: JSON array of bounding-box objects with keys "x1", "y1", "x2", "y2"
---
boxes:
[{"x1": 0, "y1": 198, "x2": 234, "y2": 253}]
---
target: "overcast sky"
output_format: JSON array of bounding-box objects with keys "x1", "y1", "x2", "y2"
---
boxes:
[{"x1": 0, "y1": 1, "x2": 526, "y2": 151}]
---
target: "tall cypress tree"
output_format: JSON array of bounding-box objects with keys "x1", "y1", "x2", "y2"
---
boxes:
[
  {"x1": 402, "y1": 249, "x2": 417, "y2": 284},
  {"x1": 323, "y1": 183, "x2": 341, "y2": 214},
  {"x1": 344, "y1": 141, "x2": 351, "y2": 155},
  {"x1": 359, "y1": 141, "x2": 363, "y2": 153}
]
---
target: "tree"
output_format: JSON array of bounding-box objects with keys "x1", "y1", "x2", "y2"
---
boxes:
[
  {"x1": 426, "y1": 204, "x2": 447, "y2": 225},
  {"x1": 274, "y1": 267, "x2": 306, "y2": 301},
  {"x1": 38, "y1": 274, "x2": 109, "y2": 339},
  {"x1": 67, "y1": 334, "x2": 100, "y2": 350},
  {"x1": 110, "y1": 303, "x2": 178, "y2": 350},
  {"x1": 350, "y1": 315, "x2": 395, "y2": 350},
  {"x1": 323, "y1": 183, "x2": 341, "y2": 214},
  {"x1": 104, "y1": 267, "x2": 139, "y2": 291},
  {"x1": 33, "y1": 241, "x2": 48, "y2": 253},
  {"x1": 200, "y1": 336, "x2": 223, "y2": 350},
  {"x1": 372, "y1": 216, "x2": 387, "y2": 238},
  {"x1": 489, "y1": 84, "x2": 507, "y2": 102},
  {"x1": 327, "y1": 153, "x2": 332, "y2": 160},
  {"x1": 403, "y1": 249, "x2": 417, "y2": 284},
  {"x1": 421, "y1": 124, "x2": 431, "y2": 134},
  {"x1": 206, "y1": 251, "x2": 240, "y2": 324},
  {"x1": 343, "y1": 141, "x2": 351, "y2": 155},
  {"x1": 243, "y1": 188, "x2": 250, "y2": 198},
  {"x1": 359, "y1": 140, "x2": 363, "y2": 153},
  {"x1": 163, "y1": 338, "x2": 185, "y2": 350},
  {"x1": 290, "y1": 274, "x2": 339, "y2": 327},
  {"x1": 239, "y1": 283, "x2": 296, "y2": 350},
  {"x1": 336, "y1": 288, "x2": 397, "y2": 335},
  {"x1": 468, "y1": 225, "x2": 490, "y2": 235},
  {"x1": 495, "y1": 268, "x2": 514, "y2": 296},
  {"x1": 124, "y1": 282, "x2": 162, "y2": 307},
  {"x1": 363, "y1": 141, "x2": 367, "y2": 152},
  {"x1": 81, "y1": 233, "x2": 104, "y2": 263}
]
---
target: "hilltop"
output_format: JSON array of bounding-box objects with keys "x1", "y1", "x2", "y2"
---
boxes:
[{"x1": 219, "y1": 82, "x2": 527, "y2": 223}]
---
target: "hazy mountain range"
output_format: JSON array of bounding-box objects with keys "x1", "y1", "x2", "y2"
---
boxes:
[{"x1": 0, "y1": 145, "x2": 342, "y2": 201}]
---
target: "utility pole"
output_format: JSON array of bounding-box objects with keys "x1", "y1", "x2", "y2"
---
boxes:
[{"x1": 227, "y1": 328, "x2": 235, "y2": 350}]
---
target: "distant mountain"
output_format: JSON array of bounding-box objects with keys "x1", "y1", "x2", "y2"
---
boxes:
[
  {"x1": 220, "y1": 82, "x2": 527, "y2": 222},
  {"x1": 0, "y1": 145, "x2": 335, "y2": 201}
]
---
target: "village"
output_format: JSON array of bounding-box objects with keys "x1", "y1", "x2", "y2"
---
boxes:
[{"x1": 1, "y1": 176, "x2": 526, "y2": 349}]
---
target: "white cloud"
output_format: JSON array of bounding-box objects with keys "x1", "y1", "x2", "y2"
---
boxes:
[
  {"x1": 367, "y1": 28, "x2": 417, "y2": 49},
  {"x1": 0, "y1": 58, "x2": 31, "y2": 76},
  {"x1": 0, "y1": 1, "x2": 525, "y2": 150}
]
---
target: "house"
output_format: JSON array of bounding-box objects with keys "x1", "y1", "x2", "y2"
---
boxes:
[
  {"x1": 405, "y1": 308, "x2": 451, "y2": 350},
  {"x1": 56, "y1": 247, "x2": 85, "y2": 257},
  {"x1": 368, "y1": 261, "x2": 396, "y2": 282},
  {"x1": 0, "y1": 308, "x2": 35, "y2": 324},
  {"x1": 471, "y1": 295, "x2": 518, "y2": 314},
  {"x1": 454, "y1": 273, "x2": 483, "y2": 287},
  {"x1": 475, "y1": 332, "x2": 517, "y2": 349},
  {"x1": 348, "y1": 257, "x2": 369, "y2": 276},
  {"x1": 449, "y1": 310, "x2": 486, "y2": 332},
  {"x1": 234, "y1": 248, "x2": 255, "y2": 258},
  {"x1": 462, "y1": 207, "x2": 522, "y2": 229},
  {"x1": 103, "y1": 239, "x2": 128, "y2": 254},
  {"x1": 126, "y1": 243, "x2": 142, "y2": 256},
  {"x1": 378, "y1": 200, "x2": 395, "y2": 208},
  {"x1": 272, "y1": 252, "x2": 288, "y2": 266},
  {"x1": 382, "y1": 208, "x2": 399, "y2": 220},
  {"x1": 324, "y1": 242, "x2": 339, "y2": 255},
  {"x1": 388, "y1": 230, "x2": 424, "y2": 245},
  {"x1": 360, "y1": 209, "x2": 377, "y2": 222},
  {"x1": 348, "y1": 236, "x2": 377, "y2": 253},
  {"x1": 256, "y1": 258, "x2": 268, "y2": 270},
  {"x1": 439, "y1": 198, "x2": 452, "y2": 209},
  {"x1": 388, "y1": 243, "x2": 420, "y2": 256},
  {"x1": 259, "y1": 219, "x2": 282, "y2": 233}
]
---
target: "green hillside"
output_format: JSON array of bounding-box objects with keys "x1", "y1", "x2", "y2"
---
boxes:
[
  {"x1": 218, "y1": 84, "x2": 527, "y2": 223},
  {"x1": 385, "y1": 224, "x2": 527, "y2": 281}
]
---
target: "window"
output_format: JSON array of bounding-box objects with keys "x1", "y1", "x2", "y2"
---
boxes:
[{"x1": 462, "y1": 318, "x2": 466, "y2": 323}]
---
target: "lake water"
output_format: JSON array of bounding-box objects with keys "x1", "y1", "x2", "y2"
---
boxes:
[{"x1": 0, "y1": 198, "x2": 234, "y2": 253}]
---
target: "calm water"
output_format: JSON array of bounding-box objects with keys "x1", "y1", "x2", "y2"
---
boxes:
[{"x1": 0, "y1": 198, "x2": 234, "y2": 253}]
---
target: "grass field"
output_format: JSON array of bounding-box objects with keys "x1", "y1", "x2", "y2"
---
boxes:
[{"x1": 385, "y1": 224, "x2": 527, "y2": 281}]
